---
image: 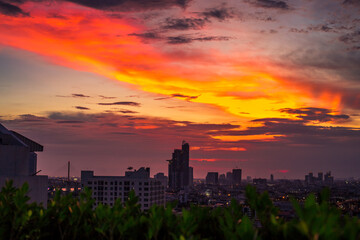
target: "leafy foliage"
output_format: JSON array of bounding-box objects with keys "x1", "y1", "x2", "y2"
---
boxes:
[{"x1": 0, "y1": 181, "x2": 359, "y2": 240}]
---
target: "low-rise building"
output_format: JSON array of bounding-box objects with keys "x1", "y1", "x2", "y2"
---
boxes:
[{"x1": 81, "y1": 167, "x2": 165, "y2": 210}]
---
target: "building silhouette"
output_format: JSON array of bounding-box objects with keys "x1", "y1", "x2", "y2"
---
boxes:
[
  {"x1": 167, "y1": 141, "x2": 190, "y2": 191},
  {"x1": 0, "y1": 123, "x2": 48, "y2": 205},
  {"x1": 189, "y1": 166, "x2": 193, "y2": 186},
  {"x1": 154, "y1": 172, "x2": 168, "y2": 188},
  {"x1": 206, "y1": 172, "x2": 218, "y2": 185},
  {"x1": 232, "y1": 169, "x2": 242, "y2": 186}
]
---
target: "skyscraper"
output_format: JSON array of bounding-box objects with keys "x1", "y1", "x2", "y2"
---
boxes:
[
  {"x1": 232, "y1": 169, "x2": 242, "y2": 186},
  {"x1": 168, "y1": 141, "x2": 190, "y2": 191},
  {"x1": 189, "y1": 167, "x2": 193, "y2": 186}
]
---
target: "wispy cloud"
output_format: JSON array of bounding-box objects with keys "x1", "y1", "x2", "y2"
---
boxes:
[{"x1": 98, "y1": 101, "x2": 141, "y2": 106}]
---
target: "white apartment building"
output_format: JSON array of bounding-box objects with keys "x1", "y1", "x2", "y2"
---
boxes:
[{"x1": 81, "y1": 167, "x2": 165, "y2": 210}]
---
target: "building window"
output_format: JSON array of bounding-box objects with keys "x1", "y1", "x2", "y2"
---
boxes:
[
  {"x1": 144, "y1": 204, "x2": 148, "y2": 207},
  {"x1": 110, "y1": 182, "x2": 113, "y2": 185},
  {"x1": 144, "y1": 182, "x2": 149, "y2": 186},
  {"x1": 144, "y1": 188, "x2": 149, "y2": 191},
  {"x1": 88, "y1": 181, "x2": 92, "y2": 185}
]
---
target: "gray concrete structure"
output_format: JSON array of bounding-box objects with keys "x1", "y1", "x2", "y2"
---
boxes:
[{"x1": 0, "y1": 123, "x2": 48, "y2": 205}]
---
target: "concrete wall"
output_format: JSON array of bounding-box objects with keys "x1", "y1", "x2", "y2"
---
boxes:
[
  {"x1": 0, "y1": 145, "x2": 30, "y2": 176},
  {"x1": 0, "y1": 175, "x2": 48, "y2": 207}
]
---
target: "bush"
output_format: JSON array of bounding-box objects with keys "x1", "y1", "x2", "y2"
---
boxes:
[{"x1": 0, "y1": 180, "x2": 359, "y2": 240}]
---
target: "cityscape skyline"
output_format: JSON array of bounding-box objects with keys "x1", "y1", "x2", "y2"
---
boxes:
[{"x1": 1, "y1": 0, "x2": 360, "y2": 179}]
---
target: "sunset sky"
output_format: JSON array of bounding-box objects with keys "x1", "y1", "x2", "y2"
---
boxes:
[{"x1": 0, "y1": 0, "x2": 359, "y2": 179}]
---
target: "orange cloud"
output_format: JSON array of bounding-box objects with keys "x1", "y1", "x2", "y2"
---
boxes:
[{"x1": 0, "y1": 0, "x2": 354, "y2": 144}]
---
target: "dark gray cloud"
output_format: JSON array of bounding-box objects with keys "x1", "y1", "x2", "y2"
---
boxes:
[
  {"x1": 289, "y1": 28, "x2": 309, "y2": 34},
  {"x1": 17, "y1": 114, "x2": 47, "y2": 122},
  {"x1": 0, "y1": 0, "x2": 28, "y2": 16},
  {"x1": 98, "y1": 95, "x2": 116, "y2": 99},
  {"x1": 339, "y1": 29, "x2": 360, "y2": 43},
  {"x1": 75, "y1": 106, "x2": 90, "y2": 110},
  {"x1": 279, "y1": 107, "x2": 350, "y2": 123},
  {"x1": 110, "y1": 132, "x2": 137, "y2": 135},
  {"x1": 117, "y1": 110, "x2": 138, "y2": 114},
  {"x1": 163, "y1": 17, "x2": 208, "y2": 30},
  {"x1": 72, "y1": 93, "x2": 90, "y2": 98},
  {"x1": 3, "y1": 111, "x2": 360, "y2": 178},
  {"x1": 246, "y1": 0, "x2": 289, "y2": 10},
  {"x1": 212, "y1": 118, "x2": 360, "y2": 142},
  {"x1": 128, "y1": 32, "x2": 161, "y2": 39},
  {"x1": 98, "y1": 101, "x2": 141, "y2": 106},
  {"x1": 171, "y1": 93, "x2": 199, "y2": 100},
  {"x1": 155, "y1": 93, "x2": 199, "y2": 100},
  {"x1": 343, "y1": 0, "x2": 360, "y2": 6},
  {"x1": 201, "y1": 6, "x2": 234, "y2": 21},
  {"x1": 167, "y1": 35, "x2": 230, "y2": 44},
  {"x1": 56, "y1": 120, "x2": 84, "y2": 124},
  {"x1": 65, "y1": 0, "x2": 191, "y2": 11}
]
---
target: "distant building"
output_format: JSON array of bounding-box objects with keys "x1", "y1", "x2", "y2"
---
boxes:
[
  {"x1": 324, "y1": 171, "x2": 334, "y2": 185},
  {"x1": 270, "y1": 174, "x2": 274, "y2": 182},
  {"x1": 81, "y1": 167, "x2": 165, "y2": 210},
  {"x1": 0, "y1": 123, "x2": 48, "y2": 205},
  {"x1": 154, "y1": 172, "x2": 168, "y2": 188},
  {"x1": 226, "y1": 172, "x2": 233, "y2": 184},
  {"x1": 219, "y1": 173, "x2": 226, "y2": 185},
  {"x1": 232, "y1": 169, "x2": 242, "y2": 186},
  {"x1": 318, "y1": 172, "x2": 323, "y2": 182},
  {"x1": 167, "y1": 141, "x2": 190, "y2": 191},
  {"x1": 206, "y1": 172, "x2": 218, "y2": 185},
  {"x1": 253, "y1": 178, "x2": 267, "y2": 185}
]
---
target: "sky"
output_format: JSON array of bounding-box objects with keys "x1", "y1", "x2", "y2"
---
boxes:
[{"x1": 0, "y1": 0, "x2": 359, "y2": 179}]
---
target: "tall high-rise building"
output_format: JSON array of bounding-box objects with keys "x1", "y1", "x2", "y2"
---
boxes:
[
  {"x1": 189, "y1": 167, "x2": 193, "y2": 186},
  {"x1": 232, "y1": 169, "x2": 242, "y2": 186},
  {"x1": 318, "y1": 172, "x2": 323, "y2": 182},
  {"x1": 168, "y1": 141, "x2": 190, "y2": 191},
  {"x1": 226, "y1": 171, "x2": 233, "y2": 184},
  {"x1": 206, "y1": 172, "x2": 218, "y2": 185},
  {"x1": 270, "y1": 174, "x2": 274, "y2": 182},
  {"x1": 324, "y1": 171, "x2": 334, "y2": 185}
]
